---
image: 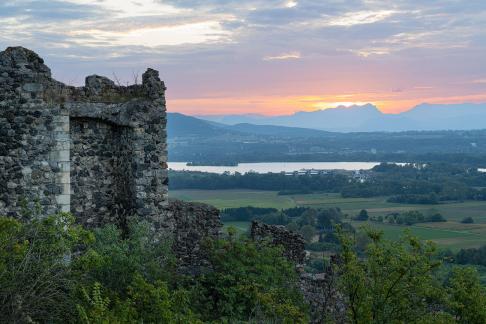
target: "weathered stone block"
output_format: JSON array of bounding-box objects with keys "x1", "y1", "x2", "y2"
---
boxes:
[
  {"x1": 23, "y1": 83, "x2": 43, "y2": 92},
  {"x1": 56, "y1": 172, "x2": 70, "y2": 184},
  {"x1": 57, "y1": 161, "x2": 70, "y2": 172},
  {"x1": 55, "y1": 194, "x2": 70, "y2": 205}
]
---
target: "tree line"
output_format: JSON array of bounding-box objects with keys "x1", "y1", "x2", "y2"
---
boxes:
[
  {"x1": 170, "y1": 162, "x2": 486, "y2": 204},
  {"x1": 222, "y1": 206, "x2": 350, "y2": 245}
]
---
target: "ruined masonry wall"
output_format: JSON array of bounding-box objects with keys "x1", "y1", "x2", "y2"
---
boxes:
[
  {"x1": 0, "y1": 46, "x2": 168, "y2": 228},
  {"x1": 70, "y1": 118, "x2": 134, "y2": 227},
  {"x1": 250, "y1": 220, "x2": 306, "y2": 264}
]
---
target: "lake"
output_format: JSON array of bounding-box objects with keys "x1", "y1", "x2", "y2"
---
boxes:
[{"x1": 169, "y1": 161, "x2": 382, "y2": 174}]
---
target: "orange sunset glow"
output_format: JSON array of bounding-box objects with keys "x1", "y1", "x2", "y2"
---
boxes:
[
  {"x1": 170, "y1": 93, "x2": 486, "y2": 116},
  {"x1": 2, "y1": 1, "x2": 485, "y2": 117}
]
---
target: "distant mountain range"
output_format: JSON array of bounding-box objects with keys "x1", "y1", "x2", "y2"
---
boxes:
[
  {"x1": 167, "y1": 111, "x2": 486, "y2": 164},
  {"x1": 167, "y1": 113, "x2": 331, "y2": 138},
  {"x1": 196, "y1": 103, "x2": 486, "y2": 132}
]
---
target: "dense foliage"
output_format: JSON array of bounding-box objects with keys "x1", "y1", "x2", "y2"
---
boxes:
[
  {"x1": 0, "y1": 213, "x2": 306, "y2": 323},
  {"x1": 387, "y1": 193, "x2": 440, "y2": 204},
  {"x1": 354, "y1": 209, "x2": 369, "y2": 221},
  {"x1": 338, "y1": 162, "x2": 486, "y2": 202},
  {"x1": 1, "y1": 211, "x2": 486, "y2": 322},
  {"x1": 189, "y1": 230, "x2": 308, "y2": 322},
  {"x1": 221, "y1": 206, "x2": 280, "y2": 222},
  {"x1": 335, "y1": 227, "x2": 486, "y2": 323},
  {"x1": 461, "y1": 216, "x2": 474, "y2": 224},
  {"x1": 0, "y1": 213, "x2": 89, "y2": 322}
]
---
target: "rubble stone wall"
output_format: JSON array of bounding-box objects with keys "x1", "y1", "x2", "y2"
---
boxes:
[
  {"x1": 0, "y1": 46, "x2": 168, "y2": 229},
  {"x1": 250, "y1": 220, "x2": 306, "y2": 264},
  {"x1": 165, "y1": 199, "x2": 221, "y2": 273},
  {"x1": 0, "y1": 46, "x2": 222, "y2": 273},
  {"x1": 70, "y1": 117, "x2": 134, "y2": 228},
  {"x1": 250, "y1": 221, "x2": 345, "y2": 323}
]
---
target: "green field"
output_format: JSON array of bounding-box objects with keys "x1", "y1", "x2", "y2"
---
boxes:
[
  {"x1": 350, "y1": 221, "x2": 486, "y2": 250},
  {"x1": 170, "y1": 189, "x2": 295, "y2": 209},
  {"x1": 171, "y1": 189, "x2": 486, "y2": 250}
]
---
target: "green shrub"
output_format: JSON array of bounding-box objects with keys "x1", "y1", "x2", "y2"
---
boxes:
[
  {"x1": 0, "y1": 213, "x2": 91, "y2": 323},
  {"x1": 335, "y1": 226, "x2": 486, "y2": 322},
  {"x1": 446, "y1": 267, "x2": 486, "y2": 323},
  {"x1": 72, "y1": 221, "x2": 175, "y2": 295},
  {"x1": 190, "y1": 230, "x2": 308, "y2": 322}
]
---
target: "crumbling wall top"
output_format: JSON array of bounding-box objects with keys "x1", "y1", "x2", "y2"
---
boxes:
[
  {"x1": 251, "y1": 220, "x2": 306, "y2": 265},
  {"x1": 0, "y1": 46, "x2": 166, "y2": 106},
  {"x1": 0, "y1": 46, "x2": 51, "y2": 76}
]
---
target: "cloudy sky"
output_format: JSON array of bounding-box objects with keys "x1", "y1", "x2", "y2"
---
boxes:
[{"x1": 1, "y1": 0, "x2": 486, "y2": 115}]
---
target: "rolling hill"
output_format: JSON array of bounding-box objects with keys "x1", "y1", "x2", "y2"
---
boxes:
[{"x1": 167, "y1": 113, "x2": 332, "y2": 138}]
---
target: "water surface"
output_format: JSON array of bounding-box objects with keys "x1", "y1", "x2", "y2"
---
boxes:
[{"x1": 169, "y1": 161, "x2": 381, "y2": 174}]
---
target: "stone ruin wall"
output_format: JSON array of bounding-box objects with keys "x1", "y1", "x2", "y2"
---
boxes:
[
  {"x1": 250, "y1": 220, "x2": 346, "y2": 323},
  {"x1": 250, "y1": 220, "x2": 306, "y2": 264},
  {"x1": 0, "y1": 46, "x2": 345, "y2": 317},
  {"x1": 0, "y1": 46, "x2": 169, "y2": 230}
]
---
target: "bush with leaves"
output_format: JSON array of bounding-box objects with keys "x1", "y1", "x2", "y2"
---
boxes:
[
  {"x1": 334, "y1": 226, "x2": 486, "y2": 323},
  {"x1": 189, "y1": 228, "x2": 308, "y2": 323},
  {"x1": 354, "y1": 209, "x2": 369, "y2": 221},
  {"x1": 72, "y1": 221, "x2": 175, "y2": 295},
  {"x1": 455, "y1": 245, "x2": 486, "y2": 266},
  {"x1": 72, "y1": 221, "x2": 200, "y2": 323},
  {"x1": 336, "y1": 227, "x2": 447, "y2": 322},
  {"x1": 0, "y1": 213, "x2": 91, "y2": 323},
  {"x1": 445, "y1": 267, "x2": 486, "y2": 323},
  {"x1": 0, "y1": 213, "x2": 307, "y2": 323},
  {"x1": 76, "y1": 275, "x2": 200, "y2": 324}
]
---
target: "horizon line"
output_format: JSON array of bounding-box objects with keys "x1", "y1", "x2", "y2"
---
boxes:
[{"x1": 180, "y1": 101, "x2": 486, "y2": 117}]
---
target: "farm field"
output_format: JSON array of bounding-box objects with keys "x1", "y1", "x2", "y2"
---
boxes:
[
  {"x1": 171, "y1": 189, "x2": 486, "y2": 250},
  {"x1": 351, "y1": 221, "x2": 486, "y2": 251},
  {"x1": 224, "y1": 220, "x2": 486, "y2": 251},
  {"x1": 170, "y1": 189, "x2": 295, "y2": 209},
  {"x1": 171, "y1": 190, "x2": 486, "y2": 223}
]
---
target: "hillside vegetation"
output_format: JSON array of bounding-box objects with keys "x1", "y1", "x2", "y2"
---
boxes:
[{"x1": 1, "y1": 212, "x2": 485, "y2": 322}]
